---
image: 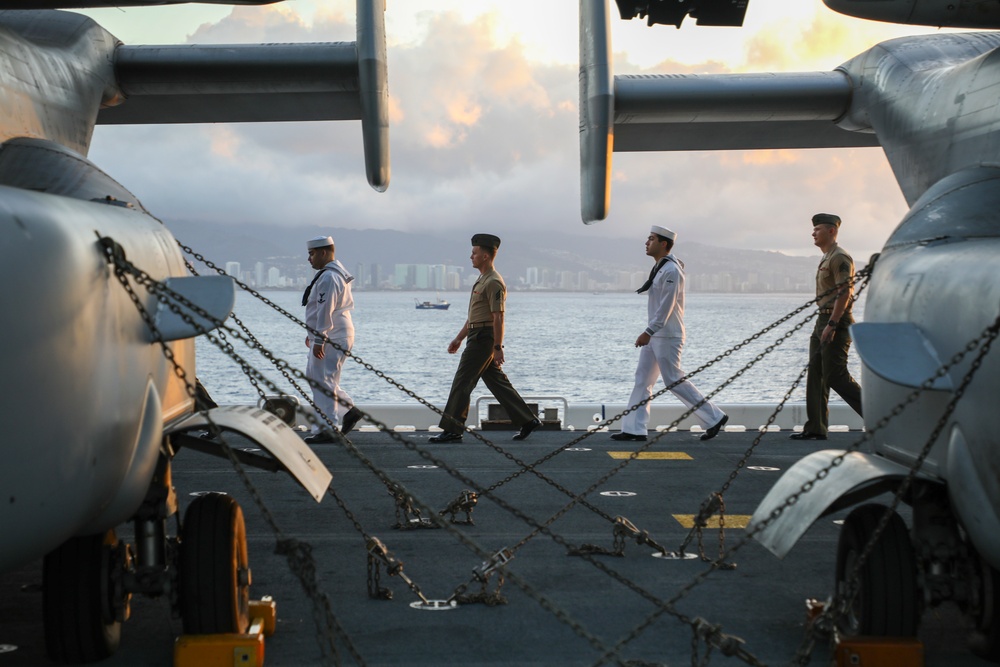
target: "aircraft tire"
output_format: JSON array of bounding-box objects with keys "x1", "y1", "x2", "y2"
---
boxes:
[
  {"x1": 179, "y1": 492, "x2": 251, "y2": 634},
  {"x1": 835, "y1": 503, "x2": 920, "y2": 637},
  {"x1": 970, "y1": 557, "x2": 1000, "y2": 661},
  {"x1": 42, "y1": 530, "x2": 122, "y2": 663}
]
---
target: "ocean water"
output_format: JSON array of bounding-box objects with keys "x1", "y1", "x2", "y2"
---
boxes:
[{"x1": 195, "y1": 290, "x2": 865, "y2": 407}]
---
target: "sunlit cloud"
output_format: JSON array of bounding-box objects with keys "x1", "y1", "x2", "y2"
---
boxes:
[
  {"x1": 736, "y1": 150, "x2": 800, "y2": 166},
  {"x1": 207, "y1": 126, "x2": 240, "y2": 159},
  {"x1": 445, "y1": 95, "x2": 482, "y2": 127},
  {"x1": 84, "y1": 0, "x2": 925, "y2": 260}
]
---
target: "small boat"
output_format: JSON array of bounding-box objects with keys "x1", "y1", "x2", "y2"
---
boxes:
[{"x1": 415, "y1": 298, "x2": 449, "y2": 310}]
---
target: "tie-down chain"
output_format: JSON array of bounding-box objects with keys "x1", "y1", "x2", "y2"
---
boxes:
[
  {"x1": 111, "y1": 236, "x2": 637, "y2": 664},
  {"x1": 447, "y1": 548, "x2": 514, "y2": 606}
]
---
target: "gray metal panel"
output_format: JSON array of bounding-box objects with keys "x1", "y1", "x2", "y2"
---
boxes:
[
  {"x1": 579, "y1": 0, "x2": 614, "y2": 223},
  {"x1": 153, "y1": 275, "x2": 235, "y2": 342},
  {"x1": 750, "y1": 449, "x2": 922, "y2": 558},
  {"x1": 615, "y1": 121, "x2": 879, "y2": 152},
  {"x1": 357, "y1": 0, "x2": 389, "y2": 191},
  {"x1": 166, "y1": 405, "x2": 333, "y2": 502},
  {"x1": 613, "y1": 71, "x2": 879, "y2": 151},
  {"x1": 97, "y1": 42, "x2": 361, "y2": 125},
  {"x1": 948, "y1": 428, "x2": 1000, "y2": 570},
  {"x1": 615, "y1": 71, "x2": 856, "y2": 123},
  {"x1": 0, "y1": 137, "x2": 142, "y2": 206},
  {"x1": 824, "y1": 0, "x2": 1000, "y2": 29},
  {"x1": 852, "y1": 322, "x2": 953, "y2": 391}
]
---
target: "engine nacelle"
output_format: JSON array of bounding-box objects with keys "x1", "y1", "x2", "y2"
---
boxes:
[{"x1": 824, "y1": 0, "x2": 1000, "y2": 29}]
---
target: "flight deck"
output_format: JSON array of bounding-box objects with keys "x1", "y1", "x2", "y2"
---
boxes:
[{"x1": 0, "y1": 429, "x2": 990, "y2": 666}]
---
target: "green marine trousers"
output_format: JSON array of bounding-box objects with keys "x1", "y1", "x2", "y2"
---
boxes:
[
  {"x1": 803, "y1": 314, "x2": 863, "y2": 436},
  {"x1": 438, "y1": 328, "x2": 535, "y2": 433}
]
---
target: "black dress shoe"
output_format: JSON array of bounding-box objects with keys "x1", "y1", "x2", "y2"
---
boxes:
[
  {"x1": 512, "y1": 418, "x2": 541, "y2": 441},
  {"x1": 610, "y1": 432, "x2": 647, "y2": 442},
  {"x1": 429, "y1": 431, "x2": 463, "y2": 443},
  {"x1": 304, "y1": 432, "x2": 336, "y2": 444},
  {"x1": 700, "y1": 414, "x2": 729, "y2": 441},
  {"x1": 340, "y1": 407, "x2": 363, "y2": 436},
  {"x1": 789, "y1": 431, "x2": 828, "y2": 441}
]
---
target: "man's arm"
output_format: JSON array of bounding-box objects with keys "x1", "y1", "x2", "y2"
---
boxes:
[
  {"x1": 448, "y1": 320, "x2": 470, "y2": 354},
  {"x1": 309, "y1": 272, "x2": 339, "y2": 359},
  {"x1": 491, "y1": 311, "x2": 506, "y2": 366},
  {"x1": 821, "y1": 257, "x2": 854, "y2": 343},
  {"x1": 637, "y1": 262, "x2": 677, "y2": 347}
]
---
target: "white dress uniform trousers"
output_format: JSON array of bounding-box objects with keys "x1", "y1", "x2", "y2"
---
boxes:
[
  {"x1": 621, "y1": 255, "x2": 725, "y2": 435},
  {"x1": 304, "y1": 260, "x2": 355, "y2": 430}
]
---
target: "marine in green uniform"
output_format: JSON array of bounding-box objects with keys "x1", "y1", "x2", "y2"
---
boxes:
[
  {"x1": 791, "y1": 213, "x2": 864, "y2": 440},
  {"x1": 429, "y1": 234, "x2": 541, "y2": 443}
]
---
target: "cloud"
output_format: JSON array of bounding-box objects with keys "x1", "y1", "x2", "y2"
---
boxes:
[{"x1": 87, "y1": 3, "x2": 909, "y2": 260}]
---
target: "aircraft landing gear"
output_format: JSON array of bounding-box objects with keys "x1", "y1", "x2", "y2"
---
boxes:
[
  {"x1": 179, "y1": 492, "x2": 251, "y2": 634},
  {"x1": 835, "y1": 503, "x2": 920, "y2": 637},
  {"x1": 42, "y1": 529, "x2": 131, "y2": 663},
  {"x1": 971, "y1": 557, "x2": 1000, "y2": 660},
  {"x1": 40, "y1": 454, "x2": 254, "y2": 664}
]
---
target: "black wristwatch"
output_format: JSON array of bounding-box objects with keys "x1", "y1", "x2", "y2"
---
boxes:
[
  {"x1": 493, "y1": 345, "x2": 503, "y2": 350},
  {"x1": 827, "y1": 320, "x2": 839, "y2": 328}
]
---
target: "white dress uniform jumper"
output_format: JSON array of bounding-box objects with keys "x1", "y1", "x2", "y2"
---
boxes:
[
  {"x1": 620, "y1": 253, "x2": 726, "y2": 435},
  {"x1": 303, "y1": 258, "x2": 356, "y2": 430}
]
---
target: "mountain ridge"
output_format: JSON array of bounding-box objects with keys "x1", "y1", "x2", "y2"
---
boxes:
[{"x1": 166, "y1": 220, "x2": 824, "y2": 292}]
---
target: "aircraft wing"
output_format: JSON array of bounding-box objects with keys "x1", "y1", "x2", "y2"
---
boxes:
[
  {"x1": 579, "y1": 0, "x2": 878, "y2": 222},
  {"x1": 98, "y1": 43, "x2": 365, "y2": 124},
  {"x1": 97, "y1": 0, "x2": 388, "y2": 190},
  {"x1": 612, "y1": 72, "x2": 877, "y2": 152}
]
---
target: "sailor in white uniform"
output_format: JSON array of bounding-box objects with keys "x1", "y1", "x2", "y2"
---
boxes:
[
  {"x1": 613, "y1": 225, "x2": 728, "y2": 442},
  {"x1": 302, "y1": 235, "x2": 362, "y2": 443}
]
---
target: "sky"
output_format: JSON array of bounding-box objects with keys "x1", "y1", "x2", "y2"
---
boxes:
[{"x1": 78, "y1": 0, "x2": 953, "y2": 259}]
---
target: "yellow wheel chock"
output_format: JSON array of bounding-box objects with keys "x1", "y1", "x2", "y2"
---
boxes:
[{"x1": 174, "y1": 597, "x2": 277, "y2": 667}]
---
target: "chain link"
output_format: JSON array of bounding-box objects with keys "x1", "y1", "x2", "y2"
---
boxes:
[
  {"x1": 118, "y1": 238, "x2": 633, "y2": 664},
  {"x1": 163, "y1": 239, "x2": 977, "y2": 667},
  {"x1": 98, "y1": 237, "x2": 365, "y2": 666},
  {"x1": 791, "y1": 298, "x2": 1000, "y2": 663},
  {"x1": 177, "y1": 237, "x2": 878, "y2": 667}
]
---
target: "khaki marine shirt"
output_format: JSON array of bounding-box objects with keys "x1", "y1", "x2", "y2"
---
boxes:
[
  {"x1": 816, "y1": 243, "x2": 854, "y2": 312},
  {"x1": 467, "y1": 269, "x2": 506, "y2": 323}
]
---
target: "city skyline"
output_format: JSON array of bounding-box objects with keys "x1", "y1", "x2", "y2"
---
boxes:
[
  {"x1": 222, "y1": 258, "x2": 815, "y2": 293},
  {"x1": 190, "y1": 220, "x2": 822, "y2": 294}
]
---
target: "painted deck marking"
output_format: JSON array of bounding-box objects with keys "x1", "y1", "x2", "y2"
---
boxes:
[
  {"x1": 607, "y1": 451, "x2": 692, "y2": 460},
  {"x1": 672, "y1": 514, "x2": 752, "y2": 529}
]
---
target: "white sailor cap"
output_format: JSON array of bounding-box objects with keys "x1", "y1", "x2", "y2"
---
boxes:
[
  {"x1": 650, "y1": 225, "x2": 676, "y2": 241},
  {"x1": 307, "y1": 235, "x2": 334, "y2": 249}
]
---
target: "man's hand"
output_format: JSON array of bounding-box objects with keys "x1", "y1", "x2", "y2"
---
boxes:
[
  {"x1": 447, "y1": 338, "x2": 462, "y2": 354},
  {"x1": 820, "y1": 323, "x2": 836, "y2": 344},
  {"x1": 635, "y1": 332, "x2": 651, "y2": 347},
  {"x1": 493, "y1": 348, "x2": 505, "y2": 367},
  {"x1": 312, "y1": 343, "x2": 325, "y2": 359}
]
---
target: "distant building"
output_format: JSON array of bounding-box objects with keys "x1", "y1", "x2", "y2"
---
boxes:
[
  {"x1": 430, "y1": 264, "x2": 446, "y2": 290},
  {"x1": 254, "y1": 262, "x2": 265, "y2": 287},
  {"x1": 225, "y1": 261, "x2": 241, "y2": 279},
  {"x1": 372, "y1": 263, "x2": 384, "y2": 288},
  {"x1": 267, "y1": 267, "x2": 281, "y2": 287},
  {"x1": 354, "y1": 263, "x2": 366, "y2": 288},
  {"x1": 394, "y1": 263, "x2": 424, "y2": 289},
  {"x1": 414, "y1": 264, "x2": 430, "y2": 289}
]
